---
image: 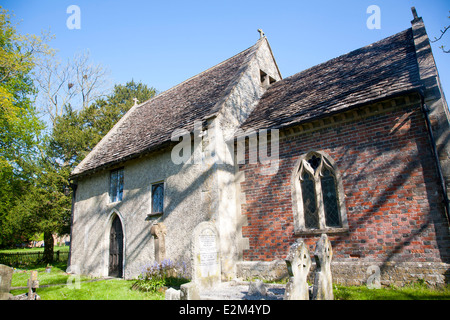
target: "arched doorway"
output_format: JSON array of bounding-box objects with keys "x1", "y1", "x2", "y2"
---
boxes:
[{"x1": 108, "y1": 215, "x2": 123, "y2": 278}]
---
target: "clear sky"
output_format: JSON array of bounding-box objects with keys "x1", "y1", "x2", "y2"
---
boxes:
[{"x1": 3, "y1": 0, "x2": 450, "y2": 100}]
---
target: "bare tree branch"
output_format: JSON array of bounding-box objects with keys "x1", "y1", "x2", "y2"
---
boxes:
[
  {"x1": 431, "y1": 11, "x2": 450, "y2": 53},
  {"x1": 431, "y1": 25, "x2": 450, "y2": 43},
  {"x1": 34, "y1": 49, "x2": 111, "y2": 126}
]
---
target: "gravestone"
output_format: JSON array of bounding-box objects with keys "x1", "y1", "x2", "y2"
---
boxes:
[
  {"x1": 0, "y1": 264, "x2": 13, "y2": 300},
  {"x1": 27, "y1": 270, "x2": 40, "y2": 300},
  {"x1": 150, "y1": 222, "x2": 167, "y2": 263},
  {"x1": 191, "y1": 221, "x2": 221, "y2": 289},
  {"x1": 312, "y1": 234, "x2": 334, "y2": 300},
  {"x1": 283, "y1": 239, "x2": 311, "y2": 300},
  {"x1": 10, "y1": 270, "x2": 40, "y2": 300}
]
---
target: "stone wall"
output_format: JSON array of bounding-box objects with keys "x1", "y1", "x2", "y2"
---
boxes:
[
  {"x1": 70, "y1": 144, "x2": 208, "y2": 279},
  {"x1": 236, "y1": 260, "x2": 450, "y2": 287}
]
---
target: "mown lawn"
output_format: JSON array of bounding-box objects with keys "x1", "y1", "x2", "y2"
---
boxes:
[
  {"x1": 333, "y1": 283, "x2": 450, "y2": 300},
  {"x1": 11, "y1": 279, "x2": 164, "y2": 300},
  {"x1": 10, "y1": 261, "x2": 163, "y2": 300},
  {"x1": 0, "y1": 246, "x2": 69, "y2": 253},
  {"x1": 10, "y1": 261, "x2": 91, "y2": 287}
]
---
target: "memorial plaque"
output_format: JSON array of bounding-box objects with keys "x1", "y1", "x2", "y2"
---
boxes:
[
  {"x1": 199, "y1": 233, "x2": 218, "y2": 277},
  {"x1": 191, "y1": 221, "x2": 221, "y2": 289}
]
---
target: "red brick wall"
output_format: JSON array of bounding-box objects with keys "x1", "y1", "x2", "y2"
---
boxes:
[{"x1": 239, "y1": 99, "x2": 450, "y2": 264}]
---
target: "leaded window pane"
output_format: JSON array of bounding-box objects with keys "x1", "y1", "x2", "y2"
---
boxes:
[
  {"x1": 117, "y1": 169, "x2": 124, "y2": 202},
  {"x1": 321, "y1": 168, "x2": 341, "y2": 227},
  {"x1": 301, "y1": 171, "x2": 319, "y2": 229},
  {"x1": 110, "y1": 169, "x2": 123, "y2": 203},
  {"x1": 152, "y1": 183, "x2": 164, "y2": 214}
]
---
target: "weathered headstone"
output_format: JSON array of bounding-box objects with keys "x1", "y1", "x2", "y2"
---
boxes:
[
  {"x1": 150, "y1": 222, "x2": 167, "y2": 263},
  {"x1": 10, "y1": 270, "x2": 41, "y2": 300},
  {"x1": 191, "y1": 221, "x2": 221, "y2": 289},
  {"x1": 312, "y1": 234, "x2": 333, "y2": 300},
  {"x1": 0, "y1": 264, "x2": 13, "y2": 300},
  {"x1": 27, "y1": 270, "x2": 40, "y2": 300},
  {"x1": 284, "y1": 239, "x2": 311, "y2": 300}
]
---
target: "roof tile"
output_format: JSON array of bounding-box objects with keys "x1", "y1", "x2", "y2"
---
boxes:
[{"x1": 240, "y1": 28, "x2": 422, "y2": 131}]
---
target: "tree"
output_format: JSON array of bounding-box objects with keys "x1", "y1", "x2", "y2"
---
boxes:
[
  {"x1": 0, "y1": 7, "x2": 47, "y2": 246},
  {"x1": 49, "y1": 80, "x2": 157, "y2": 168},
  {"x1": 7, "y1": 156, "x2": 71, "y2": 261},
  {"x1": 34, "y1": 49, "x2": 110, "y2": 126},
  {"x1": 0, "y1": 7, "x2": 157, "y2": 261}
]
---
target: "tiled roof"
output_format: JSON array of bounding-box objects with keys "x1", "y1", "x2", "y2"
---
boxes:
[
  {"x1": 240, "y1": 28, "x2": 422, "y2": 131},
  {"x1": 71, "y1": 40, "x2": 261, "y2": 178},
  {"x1": 72, "y1": 28, "x2": 422, "y2": 178}
]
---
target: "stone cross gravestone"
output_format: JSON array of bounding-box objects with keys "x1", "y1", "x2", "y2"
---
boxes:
[
  {"x1": 10, "y1": 270, "x2": 41, "y2": 300},
  {"x1": 0, "y1": 264, "x2": 13, "y2": 300},
  {"x1": 284, "y1": 239, "x2": 311, "y2": 300},
  {"x1": 150, "y1": 222, "x2": 167, "y2": 263},
  {"x1": 312, "y1": 234, "x2": 334, "y2": 300},
  {"x1": 27, "y1": 270, "x2": 40, "y2": 300},
  {"x1": 191, "y1": 221, "x2": 221, "y2": 289}
]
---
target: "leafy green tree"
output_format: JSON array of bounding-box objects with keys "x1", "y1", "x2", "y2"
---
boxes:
[
  {"x1": 7, "y1": 157, "x2": 71, "y2": 261},
  {"x1": 0, "y1": 7, "x2": 46, "y2": 246},
  {"x1": 0, "y1": 5, "x2": 157, "y2": 261}
]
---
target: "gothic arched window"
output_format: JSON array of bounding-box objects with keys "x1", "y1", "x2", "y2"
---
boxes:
[{"x1": 292, "y1": 152, "x2": 348, "y2": 234}]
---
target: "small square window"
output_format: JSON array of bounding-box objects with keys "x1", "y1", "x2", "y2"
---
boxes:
[
  {"x1": 110, "y1": 168, "x2": 124, "y2": 203},
  {"x1": 151, "y1": 182, "x2": 164, "y2": 214}
]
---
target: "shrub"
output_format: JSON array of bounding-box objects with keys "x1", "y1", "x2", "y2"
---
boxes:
[{"x1": 132, "y1": 259, "x2": 188, "y2": 292}]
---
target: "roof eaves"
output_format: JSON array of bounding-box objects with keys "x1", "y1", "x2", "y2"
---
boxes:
[{"x1": 261, "y1": 86, "x2": 425, "y2": 132}]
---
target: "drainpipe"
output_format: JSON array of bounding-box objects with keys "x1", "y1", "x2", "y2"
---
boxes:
[{"x1": 418, "y1": 90, "x2": 450, "y2": 226}]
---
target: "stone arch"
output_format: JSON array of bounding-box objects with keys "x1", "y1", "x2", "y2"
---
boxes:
[{"x1": 290, "y1": 150, "x2": 348, "y2": 234}]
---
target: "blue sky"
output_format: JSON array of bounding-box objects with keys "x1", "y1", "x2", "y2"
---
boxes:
[{"x1": 3, "y1": 0, "x2": 450, "y2": 99}]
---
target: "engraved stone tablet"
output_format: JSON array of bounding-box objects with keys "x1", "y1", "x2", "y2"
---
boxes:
[{"x1": 191, "y1": 221, "x2": 221, "y2": 289}]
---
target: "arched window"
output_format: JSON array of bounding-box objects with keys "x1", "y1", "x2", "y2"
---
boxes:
[{"x1": 292, "y1": 152, "x2": 348, "y2": 234}]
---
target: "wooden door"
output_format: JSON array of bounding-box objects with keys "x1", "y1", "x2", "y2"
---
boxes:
[{"x1": 109, "y1": 216, "x2": 123, "y2": 278}]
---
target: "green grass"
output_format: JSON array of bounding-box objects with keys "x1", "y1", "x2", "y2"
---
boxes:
[
  {"x1": 9, "y1": 261, "x2": 163, "y2": 300},
  {"x1": 11, "y1": 279, "x2": 164, "y2": 300},
  {"x1": 333, "y1": 283, "x2": 450, "y2": 300},
  {"x1": 11, "y1": 262, "x2": 92, "y2": 287},
  {"x1": 0, "y1": 246, "x2": 69, "y2": 253}
]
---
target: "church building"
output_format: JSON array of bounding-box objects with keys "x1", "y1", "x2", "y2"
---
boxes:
[{"x1": 69, "y1": 8, "x2": 450, "y2": 286}]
